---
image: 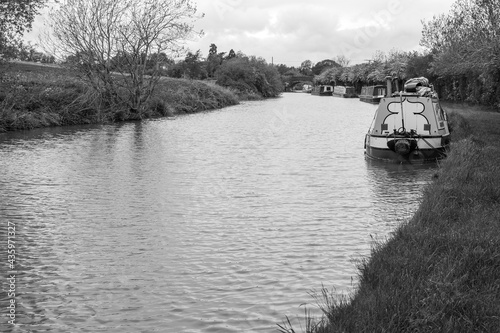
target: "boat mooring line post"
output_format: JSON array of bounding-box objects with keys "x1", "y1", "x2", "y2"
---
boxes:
[{"x1": 400, "y1": 91, "x2": 405, "y2": 132}]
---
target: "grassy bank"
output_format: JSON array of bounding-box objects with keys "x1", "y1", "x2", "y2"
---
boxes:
[
  {"x1": 283, "y1": 103, "x2": 500, "y2": 332},
  {"x1": 0, "y1": 62, "x2": 240, "y2": 132}
]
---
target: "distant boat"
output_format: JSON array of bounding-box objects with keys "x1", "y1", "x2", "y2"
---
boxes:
[
  {"x1": 364, "y1": 77, "x2": 451, "y2": 163},
  {"x1": 333, "y1": 86, "x2": 357, "y2": 98},
  {"x1": 359, "y1": 85, "x2": 386, "y2": 104},
  {"x1": 311, "y1": 85, "x2": 333, "y2": 96}
]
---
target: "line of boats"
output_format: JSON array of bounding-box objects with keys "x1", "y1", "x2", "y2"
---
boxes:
[
  {"x1": 305, "y1": 77, "x2": 451, "y2": 164},
  {"x1": 308, "y1": 83, "x2": 386, "y2": 103}
]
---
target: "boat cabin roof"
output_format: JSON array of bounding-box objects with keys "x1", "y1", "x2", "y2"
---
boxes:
[{"x1": 370, "y1": 95, "x2": 448, "y2": 136}]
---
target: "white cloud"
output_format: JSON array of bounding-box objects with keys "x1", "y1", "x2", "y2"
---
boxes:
[{"x1": 24, "y1": 0, "x2": 457, "y2": 66}]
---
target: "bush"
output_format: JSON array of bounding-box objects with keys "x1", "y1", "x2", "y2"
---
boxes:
[{"x1": 215, "y1": 55, "x2": 283, "y2": 98}]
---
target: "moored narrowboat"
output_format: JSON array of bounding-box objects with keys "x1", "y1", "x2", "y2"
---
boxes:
[
  {"x1": 311, "y1": 85, "x2": 333, "y2": 96},
  {"x1": 364, "y1": 77, "x2": 451, "y2": 163},
  {"x1": 333, "y1": 86, "x2": 357, "y2": 98},
  {"x1": 359, "y1": 85, "x2": 386, "y2": 104}
]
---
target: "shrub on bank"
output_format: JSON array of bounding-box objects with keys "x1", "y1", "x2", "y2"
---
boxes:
[
  {"x1": 152, "y1": 78, "x2": 239, "y2": 115},
  {"x1": 215, "y1": 56, "x2": 283, "y2": 98}
]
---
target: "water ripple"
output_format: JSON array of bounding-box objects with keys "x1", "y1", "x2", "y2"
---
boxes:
[{"x1": 0, "y1": 94, "x2": 436, "y2": 332}]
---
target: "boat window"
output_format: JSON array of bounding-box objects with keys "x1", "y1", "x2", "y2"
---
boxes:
[
  {"x1": 435, "y1": 104, "x2": 446, "y2": 128},
  {"x1": 376, "y1": 87, "x2": 386, "y2": 96},
  {"x1": 435, "y1": 104, "x2": 445, "y2": 121}
]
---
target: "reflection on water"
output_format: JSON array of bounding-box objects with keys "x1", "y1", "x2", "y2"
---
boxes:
[
  {"x1": 365, "y1": 159, "x2": 437, "y2": 235},
  {"x1": 0, "y1": 94, "x2": 437, "y2": 332}
]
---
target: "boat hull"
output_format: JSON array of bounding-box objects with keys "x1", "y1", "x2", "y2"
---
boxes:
[
  {"x1": 359, "y1": 96, "x2": 382, "y2": 104},
  {"x1": 365, "y1": 145, "x2": 447, "y2": 163},
  {"x1": 365, "y1": 134, "x2": 449, "y2": 163},
  {"x1": 333, "y1": 93, "x2": 358, "y2": 98}
]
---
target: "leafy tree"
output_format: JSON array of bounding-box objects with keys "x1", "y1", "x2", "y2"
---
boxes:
[
  {"x1": 314, "y1": 67, "x2": 336, "y2": 85},
  {"x1": 215, "y1": 55, "x2": 282, "y2": 97},
  {"x1": 313, "y1": 50, "x2": 416, "y2": 88},
  {"x1": 421, "y1": 0, "x2": 500, "y2": 105},
  {"x1": 146, "y1": 52, "x2": 174, "y2": 73},
  {"x1": 208, "y1": 43, "x2": 217, "y2": 56},
  {"x1": 385, "y1": 49, "x2": 409, "y2": 81},
  {"x1": 282, "y1": 68, "x2": 301, "y2": 76},
  {"x1": 184, "y1": 49, "x2": 207, "y2": 79},
  {"x1": 206, "y1": 43, "x2": 223, "y2": 78},
  {"x1": 311, "y1": 59, "x2": 340, "y2": 75},
  {"x1": 422, "y1": 0, "x2": 500, "y2": 76},
  {"x1": 251, "y1": 56, "x2": 283, "y2": 97},
  {"x1": 405, "y1": 51, "x2": 433, "y2": 79},
  {"x1": 216, "y1": 57, "x2": 255, "y2": 92},
  {"x1": 226, "y1": 49, "x2": 236, "y2": 60},
  {"x1": 275, "y1": 64, "x2": 294, "y2": 75},
  {"x1": 166, "y1": 60, "x2": 186, "y2": 78},
  {"x1": 299, "y1": 60, "x2": 313, "y2": 75},
  {"x1": 46, "y1": 0, "x2": 202, "y2": 118},
  {"x1": 0, "y1": 0, "x2": 46, "y2": 59}
]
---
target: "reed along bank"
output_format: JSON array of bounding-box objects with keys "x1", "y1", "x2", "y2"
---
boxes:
[
  {"x1": 0, "y1": 62, "x2": 240, "y2": 132},
  {"x1": 305, "y1": 103, "x2": 500, "y2": 332}
]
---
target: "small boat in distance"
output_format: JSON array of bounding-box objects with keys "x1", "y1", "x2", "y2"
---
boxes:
[
  {"x1": 303, "y1": 84, "x2": 312, "y2": 93},
  {"x1": 364, "y1": 77, "x2": 451, "y2": 163},
  {"x1": 311, "y1": 85, "x2": 333, "y2": 96},
  {"x1": 333, "y1": 86, "x2": 357, "y2": 98},
  {"x1": 359, "y1": 85, "x2": 386, "y2": 104}
]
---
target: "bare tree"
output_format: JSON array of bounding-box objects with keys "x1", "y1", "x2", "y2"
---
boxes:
[
  {"x1": 46, "y1": 0, "x2": 202, "y2": 118},
  {"x1": 335, "y1": 55, "x2": 350, "y2": 68}
]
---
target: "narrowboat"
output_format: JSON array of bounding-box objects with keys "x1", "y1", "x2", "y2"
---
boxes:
[
  {"x1": 333, "y1": 86, "x2": 357, "y2": 98},
  {"x1": 364, "y1": 77, "x2": 451, "y2": 163},
  {"x1": 311, "y1": 85, "x2": 333, "y2": 96},
  {"x1": 359, "y1": 85, "x2": 386, "y2": 104}
]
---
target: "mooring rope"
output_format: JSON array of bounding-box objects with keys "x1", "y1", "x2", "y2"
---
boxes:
[{"x1": 416, "y1": 135, "x2": 448, "y2": 157}]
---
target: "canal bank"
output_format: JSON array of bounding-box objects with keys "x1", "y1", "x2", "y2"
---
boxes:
[
  {"x1": 0, "y1": 62, "x2": 240, "y2": 132},
  {"x1": 300, "y1": 103, "x2": 500, "y2": 332}
]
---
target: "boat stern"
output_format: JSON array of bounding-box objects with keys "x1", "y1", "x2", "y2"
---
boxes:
[{"x1": 364, "y1": 77, "x2": 451, "y2": 163}]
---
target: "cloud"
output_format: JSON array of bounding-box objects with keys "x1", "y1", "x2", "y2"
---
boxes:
[
  {"x1": 24, "y1": 0, "x2": 457, "y2": 66},
  {"x1": 186, "y1": 0, "x2": 456, "y2": 66}
]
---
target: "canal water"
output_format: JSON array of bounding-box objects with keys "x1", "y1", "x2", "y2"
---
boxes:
[{"x1": 0, "y1": 93, "x2": 437, "y2": 332}]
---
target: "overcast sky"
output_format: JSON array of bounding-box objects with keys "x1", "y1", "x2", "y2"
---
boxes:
[{"x1": 25, "y1": 0, "x2": 456, "y2": 66}]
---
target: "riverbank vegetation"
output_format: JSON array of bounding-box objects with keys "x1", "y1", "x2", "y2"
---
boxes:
[
  {"x1": 278, "y1": 103, "x2": 500, "y2": 332},
  {"x1": 0, "y1": 61, "x2": 238, "y2": 131}
]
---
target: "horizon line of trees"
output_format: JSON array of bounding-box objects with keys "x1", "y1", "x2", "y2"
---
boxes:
[{"x1": 166, "y1": 45, "x2": 282, "y2": 98}]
